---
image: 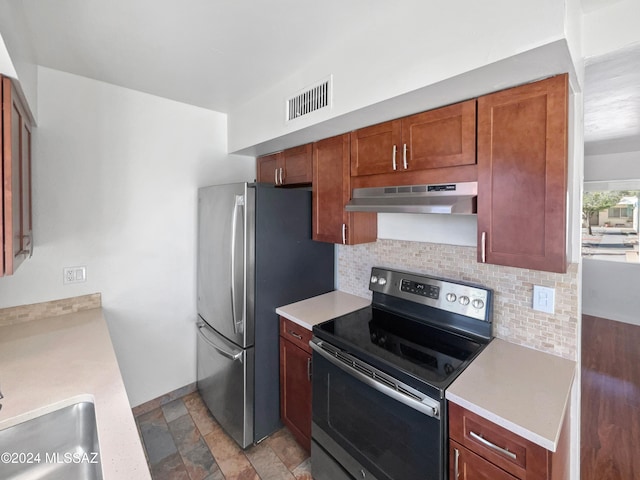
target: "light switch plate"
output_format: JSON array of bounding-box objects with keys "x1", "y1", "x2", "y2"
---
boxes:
[{"x1": 533, "y1": 285, "x2": 555, "y2": 314}]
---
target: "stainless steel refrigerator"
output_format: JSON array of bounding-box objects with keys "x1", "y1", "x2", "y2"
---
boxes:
[{"x1": 196, "y1": 182, "x2": 334, "y2": 448}]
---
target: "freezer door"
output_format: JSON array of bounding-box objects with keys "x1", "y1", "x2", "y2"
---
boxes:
[
  {"x1": 196, "y1": 320, "x2": 254, "y2": 448},
  {"x1": 197, "y1": 183, "x2": 251, "y2": 347}
]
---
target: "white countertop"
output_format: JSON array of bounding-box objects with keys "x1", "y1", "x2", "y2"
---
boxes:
[
  {"x1": 446, "y1": 338, "x2": 575, "y2": 452},
  {"x1": 276, "y1": 290, "x2": 370, "y2": 330},
  {"x1": 0, "y1": 309, "x2": 151, "y2": 479}
]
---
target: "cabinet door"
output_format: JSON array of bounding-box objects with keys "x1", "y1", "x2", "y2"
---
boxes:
[
  {"x1": 402, "y1": 100, "x2": 476, "y2": 170},
  {"x1": 313, "y1": 134, "x2": 376, "y2": 244},
  {"x1": 450, "y1": 441, "x2": 519, "y2": 480},
  {"x1": 282, "y1": 144, "x2": 312, "y2": 185},
  {"x1": 256, "y1": 152, "x2": 281, "y2": 184},
  {"x1": 279, "y1": 337, "x2": 312, "y2": 451},
  {"x1": 477, "y1": 74, "x2": 568, "y2": 273},
  {"x1": 2, "y1": 77, "x2": 32, "y2": 276},
  {"x1": 350, "y1": 120, "x2": 402, "y2": 176}
]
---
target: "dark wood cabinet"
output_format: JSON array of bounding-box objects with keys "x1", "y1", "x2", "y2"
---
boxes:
[
  {"x1": 256, "y1": 152, "x2": 280, "y2": 184},
  {"x1": 449, "y1": 402, "x2": 569, "y2": 480},
  {"x1": 2, "y1": 76, "x2": 33, "y2": 276},
  {"x1": 256, "y1": 144, "x2": 312, "y2": 186},
  {"x1": 477, "y1": 74, "x2": 568, "y2": 273},
  {"x1": 350, "y1": 100, "x2": 476, "y2": 180},
  {"x1": 312, "y1": 134, "x2": 376, "y2": 245},
  {"x1": 279, "y1": 317, "x2": 312, "y2": 451},
  {"x1": 450, "y1": 440, "x2": 518, "y2": 480}
]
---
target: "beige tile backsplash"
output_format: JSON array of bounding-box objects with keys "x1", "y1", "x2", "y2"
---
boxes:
[
  {"x1": 337, "y1": 240, "x2": 578, "y2": 360},
  {"x1": 0, "y1": 293, "x2": 102, "y2": 327}
]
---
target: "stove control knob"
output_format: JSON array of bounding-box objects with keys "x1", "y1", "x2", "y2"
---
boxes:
[
  {"x1": 472, "y1": 299, "x2": 485, "y2": 309},
  {"x1": 370, "y1": 275, "x2": 378, "y2": 284},
  {"x1": 446, "y1": 293, "x2": 457, "y2": 303},
  {"x1": 459, "y1": 296, "x2": 470, "y2": 306},
  {"x1": 378, "y1": 277, "x2": 387, "y2": 286}
]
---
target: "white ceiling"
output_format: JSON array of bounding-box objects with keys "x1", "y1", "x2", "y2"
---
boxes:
[
  {"x1": 18, "y1": 0, "x2": 380, "y2": 113},
  {"x1": 14, "y1": 0, "x2": 640, "y2": 156},
  {"x1": 584, "y1": 43, "x2": 640, "y2": 155}
]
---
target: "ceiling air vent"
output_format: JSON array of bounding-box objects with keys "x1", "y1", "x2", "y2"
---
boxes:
[{"x1": 286, "y1": 76, "x2": 332, "y2": 122}]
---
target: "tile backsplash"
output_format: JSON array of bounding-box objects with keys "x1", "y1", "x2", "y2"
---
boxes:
[
  {"x1": 337, "y1": 239, "x2": 578, "y2": 360},
  {"x1": 0, "y1": 293, "x2": 102, "y2": 327}
]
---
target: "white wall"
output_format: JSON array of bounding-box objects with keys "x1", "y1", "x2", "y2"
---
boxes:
[
  {"x1": 0, "y1": 67, "x2": 255, "y2": 406},
  {"x1": 0, "y1": 0, "x2": 38, "y2": 119},
  {"x1": 228, "y1": 0, "x2": 568, "y2": 153},
  {"x1": 583, "y1": 0, "x2": 640, "y2": 58}
]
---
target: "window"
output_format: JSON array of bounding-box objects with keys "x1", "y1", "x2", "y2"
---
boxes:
[{"x1": 582, "y1": 185, "x2": 639, "y2": 263}]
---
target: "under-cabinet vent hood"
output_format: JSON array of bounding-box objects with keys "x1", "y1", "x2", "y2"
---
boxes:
[{"x1": 345, "y1": 182, "x2": 477, "y2": 214}]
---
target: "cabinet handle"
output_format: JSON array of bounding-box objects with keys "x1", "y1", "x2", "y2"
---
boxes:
[
  {"x1": 403, "y1": 143, "x2": 408, "y2": 169},
  {"x1": 274, "y1": 169, "x2": 279, "y2": 185},
  {"x1": 279, "y1": 167, "x2": 284, "y2": 185},
  {"x1": 307, "y1": 357, "x2": 312, "y2": 382},
  {"x1": 469, "y1": 431, "x2": 517, "y2": 460},
  {"x1": 481, "y1": 232, "x2": 487, "y2": 263},
  {"x1": 392, "y1": 145, "x2": 397, "y2": 171},
  {"x1": 454, "y1": 447, "x2": 460, "y2": 480},
  {"x1": 18, "y1": 233, "x2": 34, "y2": 258},
  {"x1": 342, "y1": 224, "x2": 346, "y2": 244},
  {"x1": 288, "y1": 330, "x2": 303, "y2": 340}
]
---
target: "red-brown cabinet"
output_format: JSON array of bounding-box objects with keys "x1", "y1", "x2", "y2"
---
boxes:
[
  {"x1": 477, "y1": 74, "x2": 568, "y2": 273},
  {"x1": 312, "y1": 134, "x2": 376, "y2": 245},
  {"x1": 350, "y1": 100, "x2": 476, "y2": 177},
  {"x1": 257, "y1": 144, "x2": 312, "y2": 186},
  {"x1": 279, "y1": 317, "x2": 313, "y2": 451},
  {"x1": 449, "y1": 402, "x2": 569, "y2": 480},
  {"x1": 2, "y1": 76, "x2": 33, "y2": 276}
]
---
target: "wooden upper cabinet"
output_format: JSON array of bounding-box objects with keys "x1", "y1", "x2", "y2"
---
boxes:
[
  {"x1": 350, "y1": 100, "x2": 476, "y2": 178},
  {"x1": 256, "y1": 152, "x2": 280, "y2": 184},
  {"x1": 477, "y1": 74, "x2": 568, "y2": 273},
  {"x1": 2, "y1": 76, "x2": 33, "y2": 276},
  {"x1": 282, "y1": 144, "x2": 312, "y2": 185},
  {"x1": 350, "y1": 120, "x2": 402, "y2": 176},
  {"x1": 402, "y1": 100, "x2": 476, "y2": 170},
  {"x1": 313, "y1": 134, "x2": 376, "y2": 245},
  {"x1": 256, "y1": 144, "x2": 312, "y2": 186}
]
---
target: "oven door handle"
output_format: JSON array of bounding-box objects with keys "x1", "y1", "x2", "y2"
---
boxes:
[{"x1": 310, "y1": 340, "x2": 440, "y2": 419}]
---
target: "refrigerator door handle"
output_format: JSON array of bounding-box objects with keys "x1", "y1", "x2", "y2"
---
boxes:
[
  {"x1": 197, "y1": 322, "x2": 243, "y2": 361},
  {"x1": 230, "y1": 194, "x2": 244, "y2": 335}
]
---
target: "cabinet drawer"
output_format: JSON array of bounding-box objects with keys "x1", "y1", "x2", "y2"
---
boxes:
[
  {"x1": 449, "y1": 402, "x2": 549, "y2": 479},
  {"x1": 279, "y1": 317, "x2": 312, "y2": 354},
  {"x1": 450, "y1": 440, "x2": 518, "y2": 480}
]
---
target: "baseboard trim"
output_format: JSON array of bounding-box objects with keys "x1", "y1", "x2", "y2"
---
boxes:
[{"x1": 132, "y1": 382, "x2": 197, "y2": 417}]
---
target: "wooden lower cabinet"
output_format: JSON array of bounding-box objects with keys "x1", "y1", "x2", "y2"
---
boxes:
[
  {"x1": 279, "y1": 317, "x2": 312, "y2": 451},
  {"x1": 449, "y1": 402, "x2": 569, "y2": 480},
  {"x1": 450, "y1": 440, "x2": 518, "y2": 480}
]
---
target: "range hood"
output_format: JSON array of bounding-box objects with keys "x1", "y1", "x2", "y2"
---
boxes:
[{"x1": 345, "y1": 182, "x2": 477, "y2": 214}]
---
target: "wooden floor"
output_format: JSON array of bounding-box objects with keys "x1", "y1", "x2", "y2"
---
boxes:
[{"x1": 581, "y1": 315, "x2": 640, "y2": 480}]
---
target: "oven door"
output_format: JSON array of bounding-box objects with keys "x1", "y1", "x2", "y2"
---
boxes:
[{"x1": 311, "y1": 339, "x2": 444, "y2": 480}]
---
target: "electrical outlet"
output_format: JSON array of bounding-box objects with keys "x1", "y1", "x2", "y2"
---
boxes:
[
  {"x1": 532, "y1": 285, "x2": 555, "y2": 314},
  {"x1": 63, "y1": 266, "x2": 87, "y2": 284}
]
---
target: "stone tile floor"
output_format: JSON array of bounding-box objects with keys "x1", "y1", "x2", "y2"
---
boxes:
[{"x1": 134, "y1": 391, "x2": 312, "y2": 480}]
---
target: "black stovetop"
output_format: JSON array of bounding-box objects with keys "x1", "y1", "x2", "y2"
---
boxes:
[{"x1": 313, "y1": 305, "x2": 486, "y2": 397}]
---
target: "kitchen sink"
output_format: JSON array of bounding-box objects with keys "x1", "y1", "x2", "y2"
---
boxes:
[{"x1": 0, "y1": 401, "x2": 103, "y2": 479}]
